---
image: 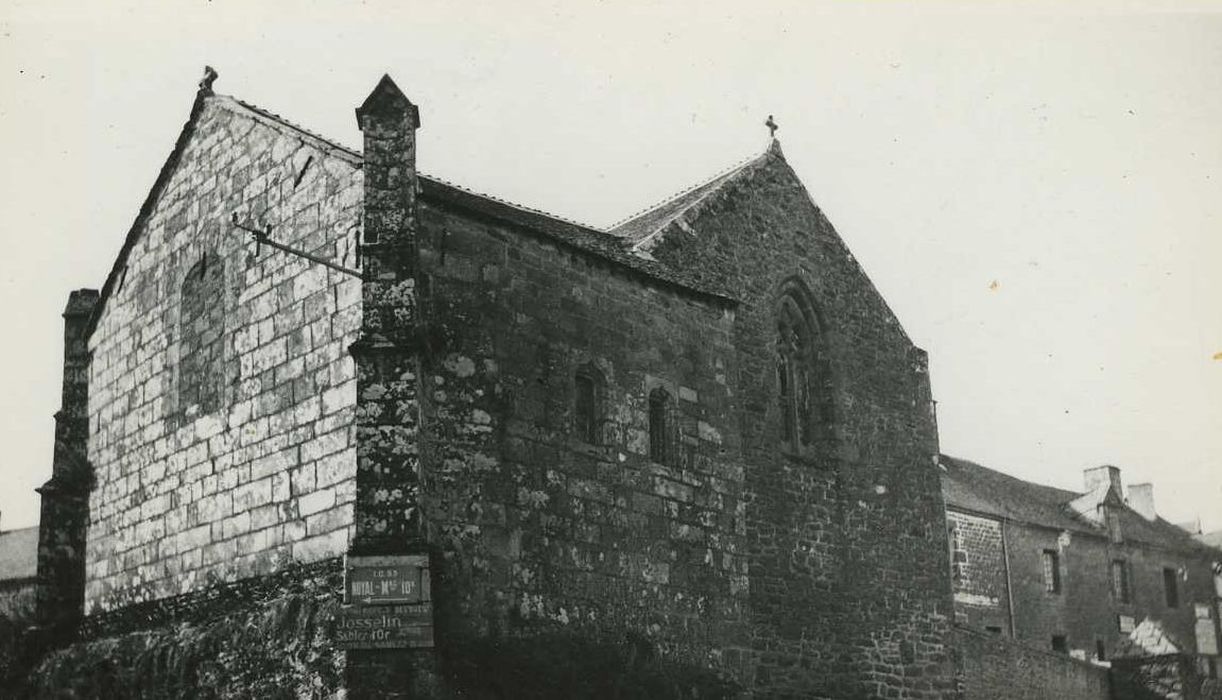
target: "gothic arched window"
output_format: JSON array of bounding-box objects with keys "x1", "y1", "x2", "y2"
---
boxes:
[
  {"x1": 179, "y1": 251, "x2": 226, "y2": 415},
  {"x1": 776, "y1": 286, "x2": 826, "y2": 451},
  {"x1": 574, "y1": 364, "x2": 604, "y2": 445},
  {"x1": 648, "y1": 387, "x2": 675, "y2": 465}
]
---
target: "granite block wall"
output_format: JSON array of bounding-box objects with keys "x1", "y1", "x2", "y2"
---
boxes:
[
  {"x1": 947, "y1": 510, "x2": 1010, "y2": 633},
  {"x1": 84, "y1": 96, "x2": 364, "y2": 613}
]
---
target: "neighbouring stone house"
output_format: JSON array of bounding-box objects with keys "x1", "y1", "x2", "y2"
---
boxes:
[
  {"x1": 941, "y1": 455, "x2": 1222, "y2": 687},
  {"x1": 10, "y1": 70, "x2": 960, "y2": 698},
  {"x1": 0, "y1": 525, "x2": 38, "y2": 621}
]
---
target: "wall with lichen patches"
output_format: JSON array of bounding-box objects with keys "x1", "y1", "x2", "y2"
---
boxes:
[
  {"x1": 645, "y1": 149, "x2": 958, "y2": 698},
  {"x1": 413, "y1": 201, "x2": 752, "y2": 683},
  {"x1": 85, "y1": 96, "x2": 364, "y2": 614}
]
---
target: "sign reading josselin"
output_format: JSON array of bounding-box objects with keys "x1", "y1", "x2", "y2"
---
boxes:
[{"x1": 335, "y1": 554, "x2": 434, "y2": 650}]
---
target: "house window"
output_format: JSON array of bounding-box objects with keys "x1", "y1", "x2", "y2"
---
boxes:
[
  {"x1": 1163, "y1": 567, "x2": 1179, "y2": 608},
  {"x1": 1111, "y1": 560, "x2": 1131, "y2": 603},
  {"x1": 648, "y1": 388, "x2": 674, "y2": 465},
  {"x1": 775, "y1": 287, "x2": 826, "y2": 451},
  {"x1": 985, "y1": 626, "x2": 1003, "y2": 635},
  {"x1": 573, "y1": 365, "x2": 603, "y2": 445},
  {"x1": 1051, "y1": 635, "x2": 1068, "y2": 654},
  {"x1": 1042, "y1": 550, "x2": 1061, "y2": 594},
  {"x1": 180, "y1": 251, "x2": 226, "y2": 415},
  {"x1": 1096, "y1": 639, "x2": 1106, "y2": 661},
  {"x1": 949, "y1": 521, "x2": 967, "y2": 582}
]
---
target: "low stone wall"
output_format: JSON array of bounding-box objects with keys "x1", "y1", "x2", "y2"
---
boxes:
[
  {"x1": 3, "y1": 560, "x2": 344, "y2": 698},
  {"x1": 955, "y1": 625, "x2": 1110, "y2": 700}
]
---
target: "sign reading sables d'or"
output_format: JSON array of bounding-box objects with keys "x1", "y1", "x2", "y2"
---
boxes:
[{"x1": 335, "y1": 554, "x2": 434, "y2": 649}]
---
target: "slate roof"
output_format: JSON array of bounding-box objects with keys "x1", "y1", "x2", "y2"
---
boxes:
[
  {"x1": 0, "y1": 526, "x2": 38, "y2": 582},
  {"x1": 610, "y1": 145, "x2": 775, "y2": 248},
  {"x1": 86, "y1": 86, "x2": 745, "y2": 337},
  {"x1": 940, "y1": 455, "x2": 1219, "y2": 556}
]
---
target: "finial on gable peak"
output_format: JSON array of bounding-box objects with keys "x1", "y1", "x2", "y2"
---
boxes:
[
  {"x1": 356, "y1": 74, "x2": 420, "y2": 129},
  {"x1": 766, "y1": 135, "x2": 786, "y2": 160},
  {"x1": 765, "y1": 114, "x2": 778, "y2": 138},
  {"x1": 198, "y1": 66, "x2": 218, "y2": 96}
]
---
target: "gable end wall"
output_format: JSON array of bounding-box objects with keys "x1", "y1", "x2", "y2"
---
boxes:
[{"x1": 85, "y1": 98, "x2": 364, "y2": 613}]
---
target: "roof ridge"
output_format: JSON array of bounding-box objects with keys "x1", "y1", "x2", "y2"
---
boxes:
[
  {"x1": 608, "y1": 146, "x2": 772, "y2": 231},
  {"x1": 222, "y1": 96, "x2": 361, "y2": 162},
  {"x1": 419, "y1": 173, "x2": 606, "y2": 233}
]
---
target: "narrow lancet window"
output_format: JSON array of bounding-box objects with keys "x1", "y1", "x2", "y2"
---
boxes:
[
  {"x1": 648, "y1": 388, "x2": 674, "y2": 465},
  {"x1": 574, "y1": 366, "x2": 603, "y2": 444},
  {"x1": 776, "y1": 289, "x2": 824, "y2": 451}
]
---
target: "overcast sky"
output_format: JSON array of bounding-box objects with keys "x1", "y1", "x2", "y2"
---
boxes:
[{"x1": 1, "y1": 0, "x2": 1218, "y2": 534}]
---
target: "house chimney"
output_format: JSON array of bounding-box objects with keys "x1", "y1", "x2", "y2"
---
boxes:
[
  {"x1": 36, "y1": 288, "x2": 99, "y2": 630},
  {"x1": 1127, "y1": 483, "x2": 1157, "y2": 521},
  {"x1": 1083, "y1": 465, "x2": 1122, "y2": 495}
]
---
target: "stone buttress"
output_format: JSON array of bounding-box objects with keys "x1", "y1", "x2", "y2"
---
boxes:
[{"x1": 347, "y1": 75, "x2": 440, "y2": 697}]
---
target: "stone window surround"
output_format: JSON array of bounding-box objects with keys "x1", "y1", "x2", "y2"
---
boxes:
[
  {"x1": 772, "y1": 278, "x2": 836, "y2": 459},
  {"x1": 1041, "y1": 549, "x2": 1061, "y2": 594},
  {"x1": 572, "y1": 363, "x2": 605, "y2": 446}
]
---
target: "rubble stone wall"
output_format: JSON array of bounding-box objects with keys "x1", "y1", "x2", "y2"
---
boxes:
[
  {"x1": 644, "y1": 149, "x2": 958, "y2": 698},
  {"x1": 954, "y1": 626, "x2": 1110, "y2": 700},
  {"x1": 414, "y1": 200, "x2": 751, "y2": 683}
]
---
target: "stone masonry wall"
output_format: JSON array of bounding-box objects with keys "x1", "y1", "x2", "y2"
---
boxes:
[
  {"x1": 413, "y1": 201, "x2": 751, "y2": 682},
  {"x1": 645, "y1": 147, "x2": 958, "y2": 698},
  {"x1": 85, "y1": 96, "x2": 364, "y2": 613},
  {"x1": 1004, "y1": 520, "x2": 1220, "y2": 662},
  {"x1": 947, "y1": 510, "x2": 1010, "y2": 633},
  {"x1": 953, "y1": 626, "x2": 1110, "y2": 700}
]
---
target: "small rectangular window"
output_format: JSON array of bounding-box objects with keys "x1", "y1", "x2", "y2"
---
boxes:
[
  {"x1": 1051, "y1": 635, "x2": 1068, "y2": 654},
  {"x1": 985, "y1": 626, "x2": 1003, "y2": 635},
  {"x1": 574, "y1": 373, "x2": 597, "y2": 444},
  {"x1": 1096, "y1": 640, "x2": 1106, "y2": 661},
  {"x1": 1112, "y1": 560, "x2": 1131, "y2": 603},
  {"x1": 1042, "y1": 550, "x2": 1061, "y2": 594},
  {"x1": 1163, "y1": 567, "x2": 1179, "y2": 608}
]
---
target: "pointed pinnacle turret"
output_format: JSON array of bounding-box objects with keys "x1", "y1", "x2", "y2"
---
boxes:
[{"x1": 356, "y1": 74, "x2": 420, "y2": 129}]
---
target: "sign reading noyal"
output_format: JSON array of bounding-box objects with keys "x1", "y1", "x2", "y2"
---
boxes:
[{"x1": 337, "y1": 554, "x2": 434, "y2": 649}]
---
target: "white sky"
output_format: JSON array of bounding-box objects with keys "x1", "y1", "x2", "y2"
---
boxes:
[{"x1": 1, "y1": 0, "x2": 1219, "y2": 533}]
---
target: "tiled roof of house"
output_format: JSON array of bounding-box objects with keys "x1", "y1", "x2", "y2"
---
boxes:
[
  {"x1": 940, "y1": 455, "x2": 1218, "y2": 556},
  {"x1": 0, "y1": 526, "x2": 38, "y2": 582},
  {"x1": 1197, "y1": 530, "x2": 1222, "y2": 550},
  {"x1": 87, "y1": 85, "x2": 747, "y2": 338}
]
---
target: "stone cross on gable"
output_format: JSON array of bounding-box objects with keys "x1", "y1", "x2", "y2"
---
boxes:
[{"x1": 765, "y1": 115, "x2": 778, "y2": 138}]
